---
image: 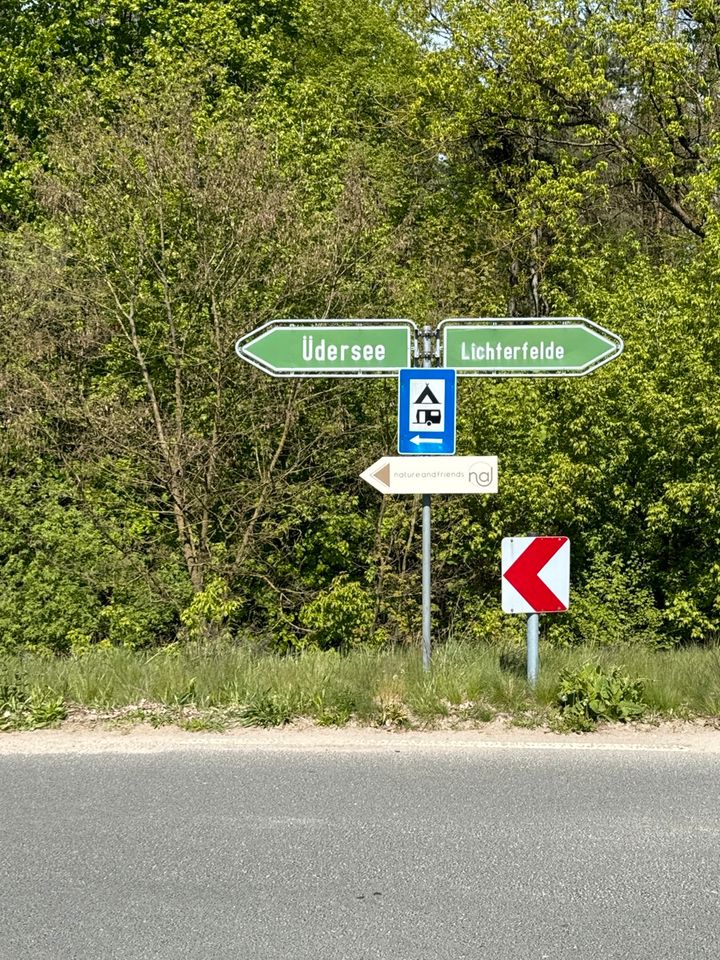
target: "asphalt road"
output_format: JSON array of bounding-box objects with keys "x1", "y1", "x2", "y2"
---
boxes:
[{"x1": 1, "y1": 739, "x2": 718, "y2": 960}]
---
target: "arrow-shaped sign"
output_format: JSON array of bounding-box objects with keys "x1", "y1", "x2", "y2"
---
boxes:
[
  {"x1": 440, "y1": 317, "x2": 623, "y2": 377},
  {"x1": 501, "y1": 537, "x2": 570, "y2": 613},
  {"x1": 361, "y1": 456, "x2": 498, "y2": 494},
  {"x1": 235, "y1": 319, "x2": 416, "y2": 377}
]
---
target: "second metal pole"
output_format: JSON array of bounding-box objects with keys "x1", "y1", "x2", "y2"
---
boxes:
[
  {"x1": 527, "y1": 613, "x2": 540, "y2": 686},
  {"x1": 422, "y1": 492, "x2": 432, "y2": 671}
]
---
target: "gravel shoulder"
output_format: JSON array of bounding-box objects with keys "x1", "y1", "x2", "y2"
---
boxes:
[{"x1": 2, "y1": 717, "x2": 720, "y2": 755}]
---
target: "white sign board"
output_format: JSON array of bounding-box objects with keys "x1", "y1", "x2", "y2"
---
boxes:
[
  {"x1": 501, "y1": 536, "x2": 570, "y2": 613},
  {"x1": 361, "y1": 457, "x2": 498, "y2": 495}
]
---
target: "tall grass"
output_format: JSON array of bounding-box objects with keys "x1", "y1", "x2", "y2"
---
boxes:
[{"x1": 2, "y1": 641, "x2": 720, "y2": 728}]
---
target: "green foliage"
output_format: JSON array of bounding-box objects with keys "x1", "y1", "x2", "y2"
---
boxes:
[
  {"x1": 307, "y1": 687, "x2": 356, "y2": 726},
  {"x1": 0, "y1": 0, "x2": 307, "y2": 220},
  {"x1": 0, "y1": 677, "x2": 66, "y2": 731},
  {"x1": 2, "y1": 0, "x2": 720, "y2": 654},
  {"x1": 298, "y1": 575, "x2": 376, "y2": 650},
  {"x1": 68, "y1": 634, "x2": 113, "y2": 659},
  {"x1": 238, "y1": 691, "x2": 295, "y2": 727},
  {"x1": 547, "y1": 554, "x2": 664, "y2": 647},
  {"x1": 556, "y1": 662, "x2": 648, "y2": 731},
  {"x1": 3, "y1": 642, "x2": 720, "y2": 728},
  {"x1": 0, "y1": 475, "x2": 183, "y2": 653},
  {"x1": 406, "y1": 675, "x2": 450, "y2": 723},
  {"x1": 180, "y1": 578, "x2": 240, "y2": 644}
]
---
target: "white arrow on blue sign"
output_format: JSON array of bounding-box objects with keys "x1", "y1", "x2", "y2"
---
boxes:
[{"x1": 398, "y1": 369, "x2": 457, "y2": 455}]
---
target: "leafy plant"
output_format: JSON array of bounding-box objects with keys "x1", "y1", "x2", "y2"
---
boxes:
[
  {"x1": 0, "y1": 677, "x2": 66, "y2": 731},
  {"x1": 238, "y1": 691, "x2": 295, "y2": 727},
  {"x1": 180, "y1": 579, "x2": 240, "y2": 645},
  {"x1": 556, "y1": 661, "x2": 647, "y2": 731},
  {"x1": 459, "y1": 701, "x2": 496, "y2": 723},
  {"x1": 171, "y1": 678, "x2": 197, "y2": 707},
  {"x1": 372, "y1": 698, "x2": 410, "y2": 728},
  {"x1": 298, "y1": 575, "x2": 375, "y2": 650},
  {"x1": 307, "y1": 687, "x2": 356, "y2": 726}
]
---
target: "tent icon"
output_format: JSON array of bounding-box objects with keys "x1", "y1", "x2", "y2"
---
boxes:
[{"x1": 415, "y1": 384, "x2": 439, "y2": 405}]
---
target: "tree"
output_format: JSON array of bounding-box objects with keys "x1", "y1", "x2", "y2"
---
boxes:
[
  {"x1": 1, "y1": 75, "x2": 430, "y2": 645},
  {"x1": 0, "y1": 1, "x2": 305, "y2": 222},
  {"x1": 401, "y1": 1, "x2": 720, "y2": 306}
]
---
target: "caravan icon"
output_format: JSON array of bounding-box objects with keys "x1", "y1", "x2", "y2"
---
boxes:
[{"x1": 415, "y1": 407, "x2": 442, "y2": 425}]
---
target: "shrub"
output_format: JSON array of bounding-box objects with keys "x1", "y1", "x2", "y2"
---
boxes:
[
  {"x1": 0, "y1": 475, "x2": 186, "y2": 652},
  {"x1": 546, "y1": 553, "x2": 663, "y2": 647},
  {"x1": 0, "y1": 677, "x2": 66, "y2": 731},
  {"x1": 556, "y1": 661, "x2": 647, "y2": 731},
  {"x1": 238, "y1": 691, "x2": 295, "y2": 727},
  {"x1": 298, "y1": 575, "x2": 375, "y2": 650},
  {"x1": 179, "y1": 577, "x2": 240, "y2": 644}
]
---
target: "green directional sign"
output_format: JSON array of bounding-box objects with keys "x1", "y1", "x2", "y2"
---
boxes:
[
  {"x1": 235, "y1": 320, "x2": 415, "y2": 377},
  {"x1": 440, "y1": 317, "x2": 623, "y2": 377}
]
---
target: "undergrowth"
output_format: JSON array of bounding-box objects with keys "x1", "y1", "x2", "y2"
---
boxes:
[
  {"x1": 1, "y1": 641, "x2": 719, "y2": 732},
  {"x1": 0, "y1": 676, "x2": 66, "y2": 731},
  {"x1": 555, "y1": 661, "x2": 648, "y2": 731}
]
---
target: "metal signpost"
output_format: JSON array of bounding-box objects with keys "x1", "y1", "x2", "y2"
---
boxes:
[
  {"x1": 501, "y1": 536, "x2": 570, "y2": 685},
  {"x1": 236, "y1": 313, "x2": 622, "y2": 674},
  {"x1": 420, "y1": 330, "x2": 435, "y2": 671}
]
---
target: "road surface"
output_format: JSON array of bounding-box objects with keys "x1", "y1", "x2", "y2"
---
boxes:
[{"x1": 1, "y1": 727, "x2": 718, "y2": 959}]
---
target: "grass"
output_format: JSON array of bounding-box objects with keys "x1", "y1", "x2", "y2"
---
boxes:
[{"x1": 1, "y1": 640, "x2": 719, "y2": 731}]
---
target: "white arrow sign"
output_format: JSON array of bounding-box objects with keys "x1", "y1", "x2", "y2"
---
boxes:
[
  {"x1": 501, "y1": 537, "x2": 570, "y2": 613},
  {"x1": 360, "y1": 456, "x2": 498, "y2": 495}
]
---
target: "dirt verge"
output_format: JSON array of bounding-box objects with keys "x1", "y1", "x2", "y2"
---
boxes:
[{"x1": 1, "y1": 716, "x2": 719, "y2": 755}]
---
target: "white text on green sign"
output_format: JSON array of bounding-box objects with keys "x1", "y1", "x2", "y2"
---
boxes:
[
  {"x1": 440, "y1": 318, "x2": 623, "y2": 377},
  {"x1": 235, "y1": 320, "x2": 415, "y2": 377}
]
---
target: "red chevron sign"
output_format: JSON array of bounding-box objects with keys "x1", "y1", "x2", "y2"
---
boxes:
[{"x1": 501, "y1": 537, "x2": 570, "y2": 614}]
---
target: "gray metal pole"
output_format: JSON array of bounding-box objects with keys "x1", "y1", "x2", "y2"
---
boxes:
[
  {"x1": 422, "y1": 492, "x2": 432, "y2": 671},
  {"x1": 421, "y1": 324, "x2": 433, "y2": 671},
  {"x1": 527, "y1": 613, "x2": 539, "y2": 686}
]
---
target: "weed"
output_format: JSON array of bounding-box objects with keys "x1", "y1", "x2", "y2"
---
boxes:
[
  {"x1": 0, "y1": 678, "x2": 66, "y2": 731},
  {"x1": 314, "y1": 705, "x2": 353, "y2": 726},
  {"x1": 499, "y1": 646, "x2": 527, "y2": 676},
  {"x1": 459, "y1": 701, "x2": 496, "y2": 723},
  {"x1": 373, "y1": 698, "x2": 410, "y2": 728},
  {"x1": 4, "y1": 641, "x2": 720, "y2": 732},
  {"x1": 111, "y1": 707, "x2": 173, "y2": 728},
  {"x1": 238, "y1": 692, "x2": 295, "y2": 727},
  {"x1": 171, "y1": 677, "x2": 197, "y2": 706},
  {"x1": 406, "y1": 683, "x2": 450, "y2": 724},
  {"x1": 306, "y1": 688, "x2": 355, "y2": 726},
  {"x1": 556, "y1": 661, "x2": 647, "y2": 731},
  {"x1": 179, "y1": 714, "x2": 226, "y2": 732}
]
